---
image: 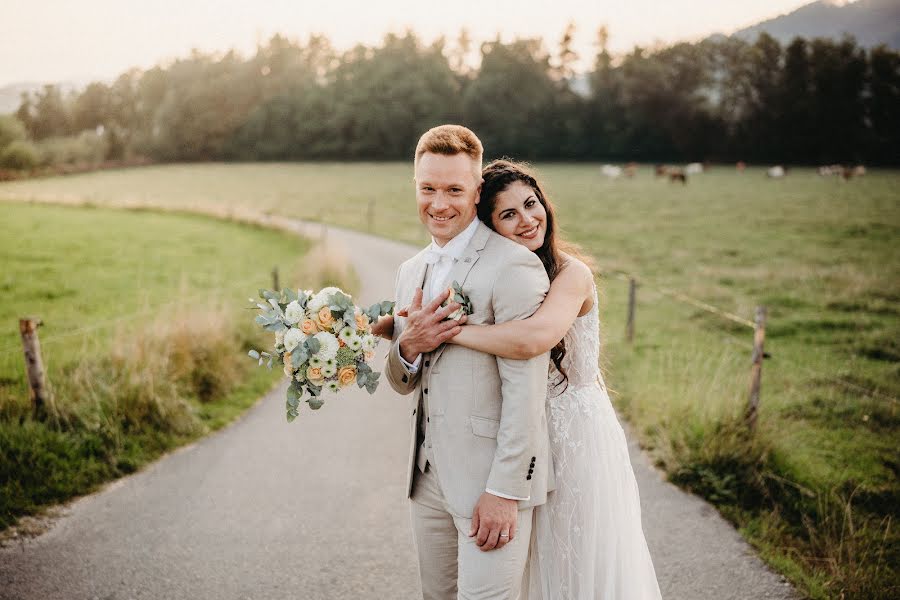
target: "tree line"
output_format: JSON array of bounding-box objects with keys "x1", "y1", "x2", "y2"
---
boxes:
[{"x1": 2, "y1": 28, "x2": 898, "y2": 170}]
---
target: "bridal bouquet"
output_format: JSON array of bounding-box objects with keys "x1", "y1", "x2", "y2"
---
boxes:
[{"x1": 248, "y1": 286, "x2": 394, "y2": 421}]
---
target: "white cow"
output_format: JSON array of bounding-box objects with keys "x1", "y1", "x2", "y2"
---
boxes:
[
  {"x1": 685, "y1": 162, "x2": 704, "y2": 175},
  {"x1": 601, "y1": 164, "x2": 623, "y2": 178},
  {"x1": 767, "y1": 166, "x2": 785, "y2": 178}
]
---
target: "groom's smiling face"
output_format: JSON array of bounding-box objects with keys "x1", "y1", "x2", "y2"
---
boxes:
[{"x1": 415, "y1": 152, "x2": 482, "y2": 247}]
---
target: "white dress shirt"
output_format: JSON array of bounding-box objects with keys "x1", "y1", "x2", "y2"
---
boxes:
[
  {"x1": 400, "y1": 216, "x2": 480, "y2": 372},
  {"x1": 400, "y1": 218, "x2": 529, "y2": 502}
]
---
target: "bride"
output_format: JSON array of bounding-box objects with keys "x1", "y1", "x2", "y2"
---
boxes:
[
  {"x1": 451, "y1": 159, "x2": 661, "y2": 599},
  {"x1": 379, "y1": 159, "x2": 662, "y2": 599}
]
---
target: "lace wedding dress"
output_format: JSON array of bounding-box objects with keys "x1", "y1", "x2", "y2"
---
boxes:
[{"x1": 522, "y1": 281, "x2": 662, "y2": 599}]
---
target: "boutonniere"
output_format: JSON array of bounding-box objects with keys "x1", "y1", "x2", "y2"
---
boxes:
[{"x1": 442, "y1": 280, "x2": 473, "y2": 321}]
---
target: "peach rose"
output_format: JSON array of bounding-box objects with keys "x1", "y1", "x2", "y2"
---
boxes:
[
  {"x1": 355, "y1": 312, "x2": 370, "y2": 332},
  {"x1": 338, "y1": 365, "x2": 357, "y2": 387},
  {"x1": 282, "y1": 352, "x2": 292, "y2": 367},
  {"x1": 316, "y1": 306, "x2": 335, "y2": 329},
  {"x1": 300, "y1": 319, "x2": 319, "y2": 335},
  {"x1": 306, "y1": 365, "x2": 325, "y2": 385}
]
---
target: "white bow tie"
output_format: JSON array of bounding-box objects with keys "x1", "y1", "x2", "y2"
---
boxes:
[{"x1": 424, "y1": 246, "x2": 453, "y2": 265}]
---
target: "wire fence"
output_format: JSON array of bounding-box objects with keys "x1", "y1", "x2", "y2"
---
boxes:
[{"x1": 596, "y1": 267, "x2": 898, "y2": 407}]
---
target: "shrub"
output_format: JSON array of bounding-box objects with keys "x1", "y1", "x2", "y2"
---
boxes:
[
  {"x1": 0, "y1": 115, "x2": 27, "y2": 151},
  {"x1": 36, "y1": 131, "x2": 109, "y2": 167},
  {"x1": 0, "y1": 139, "x2": 40, "y2": 170}
]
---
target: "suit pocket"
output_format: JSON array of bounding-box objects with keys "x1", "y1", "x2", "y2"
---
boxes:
[{"x1": 470, "y1": 415, "x2": 500, "y2": 439}]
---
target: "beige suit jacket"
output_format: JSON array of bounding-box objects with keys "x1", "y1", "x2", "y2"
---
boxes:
[{"x1": 386, "y1": 220, "x2": 554, "y2": 518}]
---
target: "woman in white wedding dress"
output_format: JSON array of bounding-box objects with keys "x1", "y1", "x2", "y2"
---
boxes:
[{"x1": 445, "y1": 159, "x2": 662, "y2": 600}]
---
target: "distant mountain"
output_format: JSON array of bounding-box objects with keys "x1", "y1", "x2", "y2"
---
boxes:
[{"x1": 732, "y1": 0, "x2": 900, "y2": 49}]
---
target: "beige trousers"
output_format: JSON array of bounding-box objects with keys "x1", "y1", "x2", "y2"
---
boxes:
[{"x1": 410, "y1": 463, "x2": 534, "y2": 600}]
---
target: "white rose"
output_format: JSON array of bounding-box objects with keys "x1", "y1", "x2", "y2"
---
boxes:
[
  {"x1": 284, "y1": 328, "x2": 305, "y2": 352},
  {"x1": 308, "y1": 286, "x2": 343, "y2": 313},
  {"x1": 313, "y1": 331, "x2": 339, "y2": 361},
  {"x1": 284, "y1": 301, "x2": 305, "y2": 325}
]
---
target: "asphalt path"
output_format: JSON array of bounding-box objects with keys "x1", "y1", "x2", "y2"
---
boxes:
[{"x1": 0, "y1": 219, "x2": 797, "y2": 600}]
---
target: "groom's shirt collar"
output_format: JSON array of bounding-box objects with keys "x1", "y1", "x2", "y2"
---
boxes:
[{"x1": 430, "y1": 217, "x2": 479, "y2": 260}]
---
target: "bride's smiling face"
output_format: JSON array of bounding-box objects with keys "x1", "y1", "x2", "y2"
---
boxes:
[{"x1": 489, "y1": 181, "x2": 547, "y2": 251}]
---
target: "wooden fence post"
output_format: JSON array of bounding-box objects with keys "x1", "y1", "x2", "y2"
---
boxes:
[
  {"x1": 272, "y1": 266, "x2": 280, "y2": 291},
  {"x1": 19, "y1": 317, "x2": 51, "y2": 419},
  {"x1": 626, "y1": 277, "x2": 637, "y2": 343},
  {"x1": 745, "y1": 305, "x2": 767, "y2": 429}
]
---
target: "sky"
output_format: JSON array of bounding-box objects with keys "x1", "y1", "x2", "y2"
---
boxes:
[{"x1": 0, "y1": 0, "x2": 825, "y2": 86}]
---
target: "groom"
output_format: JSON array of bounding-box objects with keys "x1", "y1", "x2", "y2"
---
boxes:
[{"x1": 385, "y1": 124, "x2": 553, "y2": 599}]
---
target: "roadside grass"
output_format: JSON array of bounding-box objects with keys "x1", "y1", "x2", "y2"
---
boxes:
[
  {"x1": 0, "y1": 202, "x2": 353, "y2": 532},
  {"x1": 2, "y1": 164, "x2": 898, "y2": 597}
]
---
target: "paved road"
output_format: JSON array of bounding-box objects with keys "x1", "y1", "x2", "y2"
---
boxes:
[{"x1": 0, "y1": 220, "x2": 797, "y2": 600}]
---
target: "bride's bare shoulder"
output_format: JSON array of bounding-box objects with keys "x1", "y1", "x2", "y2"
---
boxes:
[{"x1": 557, "y1": 253, "x2": 594, "y2": 289}]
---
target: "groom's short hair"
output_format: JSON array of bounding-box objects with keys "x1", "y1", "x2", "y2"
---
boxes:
[{"x1": 414, "y1": 125, "x2": 483, "y2": 182}]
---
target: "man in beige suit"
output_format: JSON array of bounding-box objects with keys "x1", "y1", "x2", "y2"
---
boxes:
[{"x1": 385, "y1": 125, "x2": 553, "y2": 600}]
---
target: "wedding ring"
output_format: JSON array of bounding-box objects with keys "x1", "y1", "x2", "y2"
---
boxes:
[{"x1": 500, "y1": 533, "x2": 510, "y2": 538}]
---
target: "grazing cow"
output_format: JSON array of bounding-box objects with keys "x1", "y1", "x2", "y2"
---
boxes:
[
  {"x1": 669, "y1": 169, "x2": 687, "y2": 184},
  {"x1": 685, "y1": 162, "x2": 703, "y2": 175},
  {"x1": 624, "y1": 162, "x2": 638, "y2": 178},
  {"x1": 853, "y1": 165, "x2": 867, "y2": 177},
  {"x1": 767, "y1": 166, "x2": 785, "y2": 178},
  {"x1": 736, "y1": 161, "x2": 746, "y2": 173},
  {"x1": 601, "y1": 164, "x2": 623, "y2": 178}
]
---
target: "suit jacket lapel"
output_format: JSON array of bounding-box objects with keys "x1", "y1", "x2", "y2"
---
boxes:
[{"x1": 430, "y1": 221, "x2": 491, "y2": 367}]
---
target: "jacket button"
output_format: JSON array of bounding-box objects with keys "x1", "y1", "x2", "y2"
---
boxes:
[
  {"x1": 424, "y1": 388, "x2": 428, "y2": 394},
  {"x1": 402, "y1": 375, "x2": 408, "y2": 383},
  {"x1": 526, "y1": 475, "x2": 532, "y2": 481},
  {"x1": 426, "y1": 417, "x2": 430, "y2": 423},
  {"x1": 425, "y1": 360, "x2": 430, "y2": 367},
  {"x1": 412, "y1": 409, "x2": 416, "y2": 415}
]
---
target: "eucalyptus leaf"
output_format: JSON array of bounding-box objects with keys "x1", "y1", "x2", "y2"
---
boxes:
[
  {"x1": 292, "y1": 348, "x2": 308, "y2": 367},
  {"x1": 267, "y1": 298, "x2": 285, "y2": 316},
  {"x1": 305, "y1": 337, "x2": 321, "y2": 354},
  {"x1": 308, "y1": 397, "x2": 324, "y2": 410}
]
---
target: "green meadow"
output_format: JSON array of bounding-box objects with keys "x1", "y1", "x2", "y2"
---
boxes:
[
  {"x1": 0, "y1": 202, "x2": 348, "y2": 534},
  {"x1": 2, "y1": 164, "x2": 898, "y2": 598}
]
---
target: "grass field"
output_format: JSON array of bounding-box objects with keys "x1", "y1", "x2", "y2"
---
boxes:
[
  {"x1": 0, "y1": 202, "x2": 350, "y2": 533},
  {"x1": 2, "y1": 164, "x2": 898, "y2": 598}
]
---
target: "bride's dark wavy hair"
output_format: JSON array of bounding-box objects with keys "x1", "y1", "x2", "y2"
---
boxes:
[{"x1": 477, "y1": 159, "x2": 594, "y2": 391}]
